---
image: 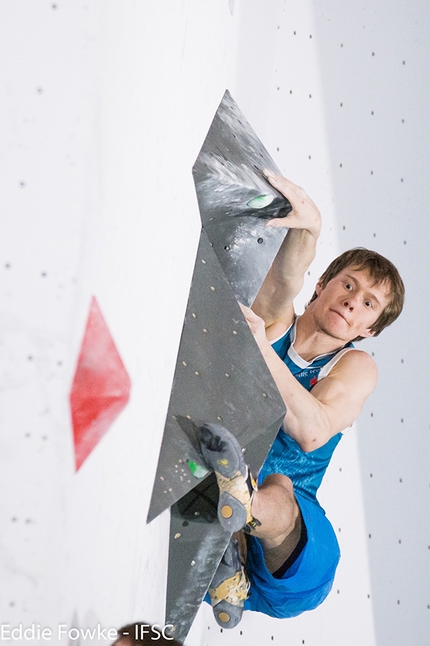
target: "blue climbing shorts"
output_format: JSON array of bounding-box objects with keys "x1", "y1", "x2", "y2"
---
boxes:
[{"x1": 244, "y1": 492, "x2": 340, "y2": 618}]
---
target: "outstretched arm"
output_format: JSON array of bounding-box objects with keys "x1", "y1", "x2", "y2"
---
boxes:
[{"x1": 252, "y1": 171, "x2": 321, "y2": 339}]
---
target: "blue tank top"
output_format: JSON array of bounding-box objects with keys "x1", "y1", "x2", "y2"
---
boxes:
[{"x1": 258, "y1": 318, "x2": 354, "y2": 503}]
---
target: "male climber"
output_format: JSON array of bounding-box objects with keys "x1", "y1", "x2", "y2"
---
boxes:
[{"x1": 200, "y1": 170, "x2": 404, "y2": 627}]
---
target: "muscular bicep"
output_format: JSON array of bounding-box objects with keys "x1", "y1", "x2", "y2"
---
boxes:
[
  {"x1": 313, "y1": 351, "x2": 377, "y2": 433},
  {"x1": 287, "y1": 351, "x2": 378, "y2": 450}
]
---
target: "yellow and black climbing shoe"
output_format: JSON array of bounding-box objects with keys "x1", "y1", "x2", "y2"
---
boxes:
[
  {"x1": 209, "y1": 538, "x2": 249, "y2": 629},
  {"x1": 200, "y1": 423, "x2": 260, "y2": 533}
]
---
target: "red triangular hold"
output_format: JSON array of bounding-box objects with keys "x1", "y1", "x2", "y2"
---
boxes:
[{"x1": 70, "y1": 297, "x2": 131, "y2": 470}]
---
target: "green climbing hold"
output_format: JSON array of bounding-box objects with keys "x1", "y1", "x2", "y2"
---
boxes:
[
  {"x1": 247, "y1": 194, "x2": 274, "y2": 209},
  {"x1": 187, "y1": 459, "x2": 210, "y2": 479}
]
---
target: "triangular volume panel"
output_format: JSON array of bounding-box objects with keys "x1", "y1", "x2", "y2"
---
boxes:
[
  {"x1": 70, "y1": 297, "x2": 131, "y2": 470},
  {"x1": 193, "y1": 89, "x2": 292, "y2": 305},
  {"x1": 147, "y1": 230, "x2": 285, "y2": 523},
  {"x1": 147, "y1": 91, "x2": 290, "y2": 642}
]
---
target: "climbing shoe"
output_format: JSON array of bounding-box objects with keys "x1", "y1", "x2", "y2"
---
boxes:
[
  {"x1": 200, "y1": 423, "x2": 260, "y2": 533},
  {"x1": 209, "y1": 538, "x2": 249, "y2": 628}
]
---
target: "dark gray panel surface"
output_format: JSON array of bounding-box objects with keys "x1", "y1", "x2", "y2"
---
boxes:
[
  {"x1": 193, "y1": 89, "x2": 291, "y2": 305},
  {"x1": 147, "y1": 90, "x2": 289, "y2": 643},
  {"x1": 165, "y1": 476, "x2": 230, "y2": 644},
  {"x1": 147, "y1": 229, "x2": 285, "y2": 523}
]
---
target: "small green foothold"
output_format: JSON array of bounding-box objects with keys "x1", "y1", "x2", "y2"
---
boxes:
[
  {"x1": 247, "y1": 194, "x2": 274, "y2": 209},
  {"x1": 187, "y1": 460, "x2": 210, "y2": 479}
]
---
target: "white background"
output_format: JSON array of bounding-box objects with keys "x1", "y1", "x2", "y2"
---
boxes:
[{"x1": 0, "y1": 1, "x2": 428, "y2": 645}]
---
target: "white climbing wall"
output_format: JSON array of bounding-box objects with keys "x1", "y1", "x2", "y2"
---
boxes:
[{"x1": 0, "y1": 2, "x2": 428, "y2": 646}]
